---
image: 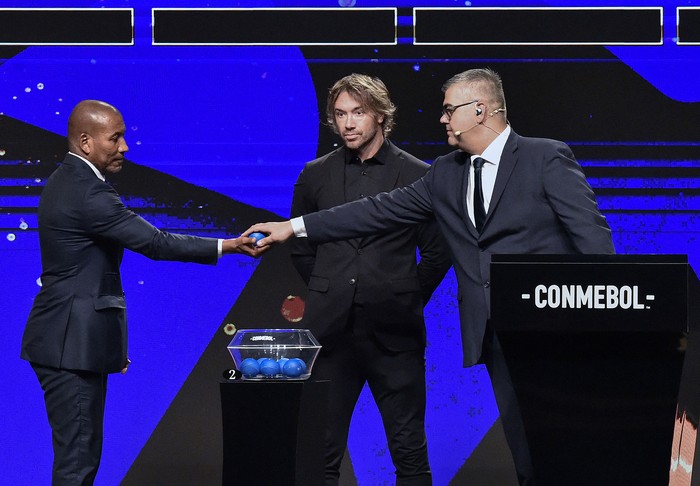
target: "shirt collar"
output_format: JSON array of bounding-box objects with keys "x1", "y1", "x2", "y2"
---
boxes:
[
  {"x1": 68, "y1": 151, "x2": 106, "y2": 181},
  {"x1": 471, "y1": 124, "x2": 511, "y2": 166},
  {"x1": 344, "y1": 139, "x2": 389, "y2": 165}
]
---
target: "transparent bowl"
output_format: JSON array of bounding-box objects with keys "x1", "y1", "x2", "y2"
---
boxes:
[{"x1": 227, "y1": 328, "x2": 321, "y2": 381}]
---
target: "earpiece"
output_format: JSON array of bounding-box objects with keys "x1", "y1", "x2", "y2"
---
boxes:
[{"x1": 475, "y1": 108, "x2": 483, "y2": 116}]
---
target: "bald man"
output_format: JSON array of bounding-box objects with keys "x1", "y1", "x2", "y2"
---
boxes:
[{"x1": 21, "y1": 100, "x2": 264, "y2": 485}]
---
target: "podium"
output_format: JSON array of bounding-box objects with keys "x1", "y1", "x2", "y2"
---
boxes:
[
  {"x1": 490, "y1": 254, "x2": 700, "y2": 485},
  {"x1": 220, "y1": 380, "x2": 328, "y2": 485}
]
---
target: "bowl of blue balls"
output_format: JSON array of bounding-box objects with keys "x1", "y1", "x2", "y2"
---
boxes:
[{"x1": 227, "y1": 328, "x2": 321, "y2": 380}]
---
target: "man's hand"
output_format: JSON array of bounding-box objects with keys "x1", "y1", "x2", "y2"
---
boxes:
[
  {"x1": 243, "y1": 221, "x2": 294, "y2": 248},
  {"x1": 121, "y1": 357, "x2": 131, "y2": 374},
  {"x1": 222, "y1": 236, "x2": 269, "y2": 257}
]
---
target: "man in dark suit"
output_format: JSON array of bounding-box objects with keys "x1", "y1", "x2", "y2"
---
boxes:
[
  {"x1": 21, "y1": 100, "x2": 263, "y2": 485},
  {"x1": 290, "y1": 74, "x2": 450, "y2": 485},
  {"x1": 246, "y1": 69, "x2": 615, "y2": 485}
]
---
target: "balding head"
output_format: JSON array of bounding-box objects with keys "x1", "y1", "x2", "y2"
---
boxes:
[
  {"x1": 67, "y1": 100, "x2": 128, "y2": 175},
  {"x1": 67, "y1": 100, "x2": 120, "y2": 150}
]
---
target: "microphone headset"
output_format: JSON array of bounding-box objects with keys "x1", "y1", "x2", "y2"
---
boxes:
[
  {"x1": 454, "y1": 106, "x2": 505, "y2": 136},
  {"x1": 453, "y1": 124, "x2": 477, "y2": 137}
]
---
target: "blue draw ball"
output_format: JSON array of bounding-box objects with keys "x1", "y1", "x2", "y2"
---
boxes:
[
  {"x1": 295, "y1": 357, "x2": 308, "y2": 373},
  {"x1": 282, "y1": 358, "x2": 306, "y2": 378},
  {"x1": 249, "y1": 232, "x2": 266, "y2": 242},
  {"x1": 259, "y1": 358, "x2": 281, "y2": 377},
  {"x1": 239, "y1": 358, "x2": 260, "y2": 377},
  {"x1": 277, "y1": 357, "x2": 289, "y2": 370}
]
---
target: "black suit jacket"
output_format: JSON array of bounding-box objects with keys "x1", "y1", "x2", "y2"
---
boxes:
[
  {"x1": 290, "y1": 141, "x2": 450, "y2": 352},
  {"x1": 301, "y1": 131, "x2": 616, "y2": 365},
  {"x1": 21, "y1": 154, "x2": 219, "y2": 373}
]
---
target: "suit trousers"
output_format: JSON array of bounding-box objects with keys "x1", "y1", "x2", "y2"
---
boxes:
[
  {"x1": 31, "y1": 363, "x2": 108, "y2": 486},
  {"x1": 481, "y1": 327, "x2": 535, "y2": 486},
  {"x1": 312, "y1": 310, "x2": 431, "y2": 486}
]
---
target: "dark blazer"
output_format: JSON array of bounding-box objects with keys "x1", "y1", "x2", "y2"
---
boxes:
[
  {"x1": 302, "y1": 131, "x2": 615, "y2": 365},
  {"x1": 21, "y1": 154, "x2": 219, "y2": 373},
  {"x1": 289, "y1": 141, "x2": 450, "y2": 352}
]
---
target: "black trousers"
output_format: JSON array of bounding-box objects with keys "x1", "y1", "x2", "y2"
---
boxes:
[
  {"x1": 312, "y1": 321, "x2": 432, "y2": 486},
  {"x1": 31, "y1": 363, "x2": 108, "y2": 486}
]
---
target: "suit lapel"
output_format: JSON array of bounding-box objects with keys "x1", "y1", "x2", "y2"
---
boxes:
[
  {"x1": 486, "y1": 131, "x2": 519, "y2": 226},
  {"x1": 378, "y1": 142, "x2": 404, "y2": 193}
]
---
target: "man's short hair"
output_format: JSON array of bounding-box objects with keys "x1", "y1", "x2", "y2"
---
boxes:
[{"x1": 442, "y1": 68, "x2": 507, "y2": 114}]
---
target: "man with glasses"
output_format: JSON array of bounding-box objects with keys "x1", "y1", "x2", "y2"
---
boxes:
[
  {"x1": 289, "y1": 73, "x2": 450, "y2": 485},
  {"x1": 247, "y1": 68, "x2": 614, "y2": 484}
]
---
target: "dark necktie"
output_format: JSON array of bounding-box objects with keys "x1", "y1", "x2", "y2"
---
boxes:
[{"x1": 473, "y1": 157, "x2": 486, "y2": 232}]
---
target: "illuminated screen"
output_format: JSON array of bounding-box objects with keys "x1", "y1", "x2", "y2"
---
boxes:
[{"x1": 1, "y1": 0, "x2": 699, "y2": 484}]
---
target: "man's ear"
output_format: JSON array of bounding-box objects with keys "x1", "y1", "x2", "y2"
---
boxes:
[{"x1": 79, "y1": 133, "x2": 91, "y2": 155}]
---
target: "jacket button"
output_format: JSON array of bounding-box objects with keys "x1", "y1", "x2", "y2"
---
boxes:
[
  {"x1": 357, "y1": 249, "x2": 363, "y2": 255},
  {"x1": 484, "y1": 281, "x2": 490, "y2": 288},
  {"x1": 349, "y1": 278, "x2": 357, "y2": 285}
]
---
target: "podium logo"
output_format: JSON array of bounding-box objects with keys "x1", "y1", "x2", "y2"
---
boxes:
[{"x1": 526, "y1": 285, "x2": 653, "y2": 310}]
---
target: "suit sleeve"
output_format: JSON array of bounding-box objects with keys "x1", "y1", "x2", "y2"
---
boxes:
[
  {"x1": 289, "y1": 167, "x2": 318, "y2": 284},
  {"x1": 304, "y1": 171, "x2": 435, "y2": 244},
  {"x1": 84, "y1": 183, "x2": 219, "y2": 264},
  {"x1": 542, "y1": 141, "x2": 615, "y2": 254}
]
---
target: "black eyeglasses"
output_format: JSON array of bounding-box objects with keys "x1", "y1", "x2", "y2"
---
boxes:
[{"x1": 441, "y1": 100, "x2": 479, "y2": 120}]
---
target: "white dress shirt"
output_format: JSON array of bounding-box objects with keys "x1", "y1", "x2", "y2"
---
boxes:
[{"x1": 467, "y1": 125, "x2": 511, "y2": 227}]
